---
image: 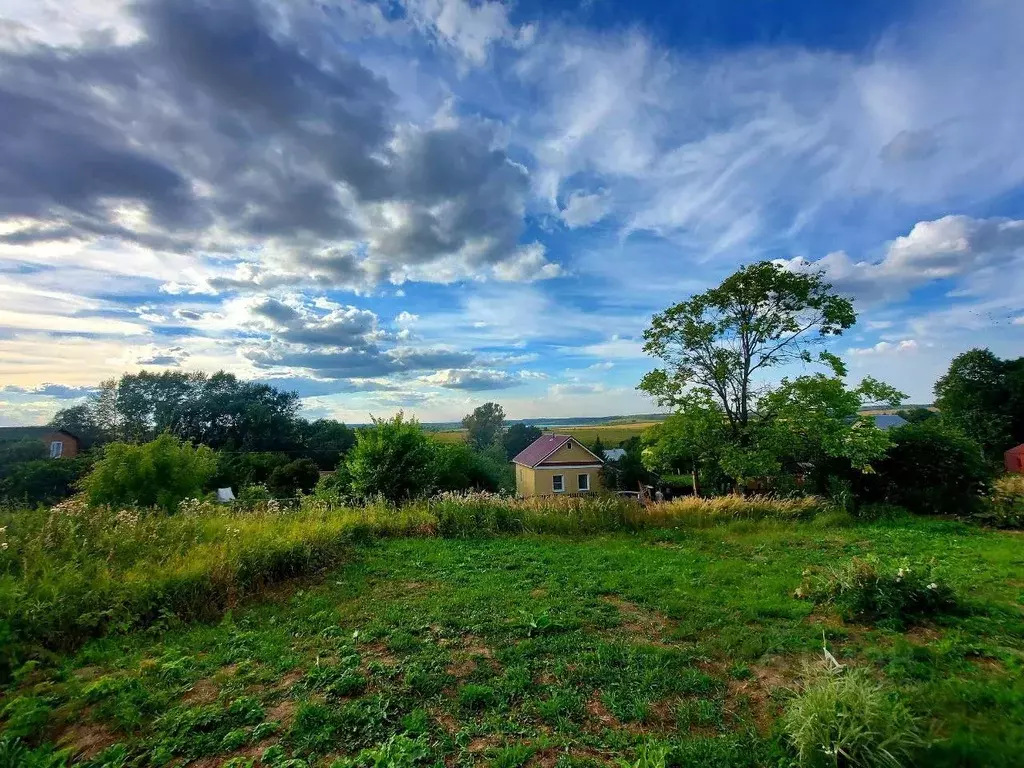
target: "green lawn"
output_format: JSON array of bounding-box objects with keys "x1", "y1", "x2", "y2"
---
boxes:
[{"x1": 3, "y1": 519, "x2": 1023, "y2": 767}]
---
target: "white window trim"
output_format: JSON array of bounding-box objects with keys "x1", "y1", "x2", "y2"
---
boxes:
[
  {"x1": 49, "y1": 440, "x2": 63, "y2": 458},
  {"x1": 552, "y1": 474, "x2": 564, "y2": 493},
  {"x1": 577, "y1": 473, "x2": 590, "y2": 492}
]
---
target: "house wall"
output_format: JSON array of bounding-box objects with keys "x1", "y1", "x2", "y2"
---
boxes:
[
  {"x1": 540, "y1": 439, "x2": 599, "y2": 465},
  {"x1": 1006, "y1": 446, "x2": 1024, "y2": 474},
  {"x1": 41, "y1": 431, "x2": 78, "y2": 459},
  {"x1": 515, "y1": 463, "x2": 537, "y2": 496},
  {"x1": 516, "y1": 465, "x2": 602, "y2": 497}
]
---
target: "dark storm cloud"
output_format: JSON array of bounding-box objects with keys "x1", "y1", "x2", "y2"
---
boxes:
[{"x1": 0, "y1": 0, "x2": 540, "y2": 285}]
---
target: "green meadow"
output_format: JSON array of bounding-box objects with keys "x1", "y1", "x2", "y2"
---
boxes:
[{"x1": 2, "y1": 499, "x2": 1021, "y2": 767}]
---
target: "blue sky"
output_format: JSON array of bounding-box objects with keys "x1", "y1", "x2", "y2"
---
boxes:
[{"x1": 1, "y1": 0, "x2": 1023, "y2": 425}]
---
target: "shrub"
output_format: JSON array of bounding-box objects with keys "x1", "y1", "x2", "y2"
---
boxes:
[
  {"x1": 345, "y1": 414, "x2": 434, "y2": 503},
  {"x1": 0, "y1": 456, "x2": 92, "y2": 507},
  {"x1": 796, "y1": 556, "x2": 957, "y2": 626},
  {"x1": 80, "y1": 434, "x2": 217, "y2": 513},
  {"x1": 856, "y1": 422, "x2": 991, "y2": 516},
  {"x1": 783, "y1": 665, "x2": 923, "y2": 768},
  {"x1": 975, "y1": 474, "x2": 1024, "y2": 529},
  {"x1": 268, "y1": 458, "x2": 320, "y2": 498}
]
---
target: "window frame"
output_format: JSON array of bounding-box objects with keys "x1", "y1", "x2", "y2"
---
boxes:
[
  {"x1": 577, "y1": 473, "x2": 590, "y2": 492},
  {"x1": 552, "y1": 474, "x2": 565, "y2": 493},
  {"x1": 49, "y1": 440, "x2": 63, "y2": 458}
]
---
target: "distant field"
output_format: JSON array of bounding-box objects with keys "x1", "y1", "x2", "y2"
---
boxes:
[
  {"x1": 432, "y1": 422, "x2": 658, "y2": 447},
  {"x1": 552, "y1": 421, "x2": 659, "y2": 446}
]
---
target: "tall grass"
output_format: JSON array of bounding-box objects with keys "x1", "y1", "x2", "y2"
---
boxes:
[{"x1": 0, "y1": 492, "x2": 832, "y2": 678}]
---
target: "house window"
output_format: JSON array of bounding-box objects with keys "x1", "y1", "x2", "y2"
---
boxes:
[
  {"x1": 49, "y1": 441, "x2": 63, "y2": 459},
  {"x1": 578, "y1": 473, "x2": 590, "y2": 492},
  {"x1": 552, "y1": 474, "x2": 564, "y2": 493}
]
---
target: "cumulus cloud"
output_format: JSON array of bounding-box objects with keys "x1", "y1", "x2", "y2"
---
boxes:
[
  {"x1": 848, "y1": 339, "x2": 919, "y2": 356},
  {"x1": 0, "y1": 0, "x2": 559, "y2": 293},
  {"x1": 779, "y1": 215, "x2": 1024, "y2": 303},
  {"x1": 136, "y1": 346, "x2": 190, "y2": 366},
  {"x1": 549, "y1": 382, "x2": 606, "y2": 396},
  {"x1": 402, "y1": 0, "x2": 533, "y2": 66},
  {"x1": 420, "y1": 368, "x2": 539, "y2": 391},
  {"x1": 559, "y1": 191, "x2": 610, "y2": 229}
]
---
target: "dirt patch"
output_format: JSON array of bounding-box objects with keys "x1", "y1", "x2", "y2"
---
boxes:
[
  {"x1": 530, "y1": 587, "x2": 548, "y2": 598},
  {"x1": 430, "y1": 707, "x2": 460, "y2": 734},
  {"x1": 72, "y1": 666, "x2": 102, "y2": 682},
  {"x1": 723, "y1": 655, "x2": 805, "y2": 733},
  {"x1": 181, "y1": 678, "x2": 219, "y2": 705},
  {"x1": 446, "y1": 635, "x2": 498, "y2": 678},
  {"x1": 585, "y1": 692, "x2": 619, "y2": 729},
  {"x1": 467, "y1": 735, "x2": 500, "y2": 753},
  {"x1": 904, "y1": 626, "x2": 943, "y2": 644},
  {"x1": 269, "y1": 668, "x2": 305, "y2": 693},
  {"x1": 402, "y1": 581, "x2": 435, "y2": 591},
  {"x1": 56, "y1": 722, "x2": 118, "y2": 760},
  {"x1": 601, "y1": 595, "x2": 672, "y2": 644},
  {"x1": 361, "y1": 641, "x2": 400, "y2": 668},
  {"x1": 265, "y1": 698, "x2": 297, "y2": 727}
]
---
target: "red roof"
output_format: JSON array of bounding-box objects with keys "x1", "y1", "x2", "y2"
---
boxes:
[
  {"x1": 1006, "y1": 444, "x2": 1024, "y2": 456},
  {"x1": 513, "y1": 434, "x2": 570, "y2": 467},
  {"x1": 512, "y1": 434, "x2": 603, "y2": 468}
]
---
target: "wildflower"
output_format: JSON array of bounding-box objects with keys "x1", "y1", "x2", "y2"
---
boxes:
[
  {"x1": 927, "y1": 582, "x2": 938, "y2": 590},
  {"x1": 1, "y1": 542, "x2": 8, "y2": 551}
]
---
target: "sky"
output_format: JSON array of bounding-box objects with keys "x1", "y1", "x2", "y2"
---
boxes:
[{"x1": 1, "y1": 0, "x2": 1023, "y2": 425}]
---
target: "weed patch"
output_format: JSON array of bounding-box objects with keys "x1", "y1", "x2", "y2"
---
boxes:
[{"x1": 796, "y1": 556, "x2": 959, "y2": 627}]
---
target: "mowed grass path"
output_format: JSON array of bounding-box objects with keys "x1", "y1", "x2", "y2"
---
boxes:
[{"x1": 5, "y1": 520, "x2": 1023, "y2": 767}]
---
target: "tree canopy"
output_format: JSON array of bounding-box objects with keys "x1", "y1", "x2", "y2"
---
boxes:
[
  {"x1": 503, "y1": 423, "x2": 542, "y2": 460},
  {"x1": 462, "y1": 402, "x2": 506, "y2": 451},
  {"x1": 639, "y1": 261, "x2": 855, "y2": 436},
  {"x1": 934, "y1": 348, "x2": 1024, "y2": 458}
]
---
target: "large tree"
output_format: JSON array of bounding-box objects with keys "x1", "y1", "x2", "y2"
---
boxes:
[
  {"x1": 934, "y1": 348, "x2": 1024, "y2": 458},
  {"x1": 503, "y1": 423, "x2": 542, "y2": 460},
  {"x1": 462, "y1": 402, "x2": 506, "y2": 451},
  {"x1": 639, "y1": 261, "x2": 855, "y2": 437}
]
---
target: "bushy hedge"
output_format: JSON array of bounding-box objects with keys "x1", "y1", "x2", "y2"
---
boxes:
[
  {"x1": 854, "y1": 422, "x2": 992, "y2": 516},
  {"x1": 80, "y1": 434, "x2": 217, "y2": 512}
]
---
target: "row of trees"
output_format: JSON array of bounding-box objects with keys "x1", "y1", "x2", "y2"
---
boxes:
[{"x1": 637, "y1": 261, "x2": 1020, "y2": 514}]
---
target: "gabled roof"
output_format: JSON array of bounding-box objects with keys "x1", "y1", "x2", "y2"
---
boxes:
[
  {"x1": 0, "y1": 426, "x2": 78, "y2": 442},
  {"x1": 512, "y1": 434, "x2": 604, "y2": 468},
  {"x1": 871, "y1": 414, "x2": 908, "y2": 430},
  {"x1": 1006, "y1": 444, "x2": 1024, "y2": 457}
]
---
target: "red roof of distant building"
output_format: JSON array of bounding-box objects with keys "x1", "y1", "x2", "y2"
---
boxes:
[
  {"x1": 513, "y1": 434, "x2": 571, "y2": 467},
  {"x1": 512, "y1": 434, "x2": 603, "y2": 468}
]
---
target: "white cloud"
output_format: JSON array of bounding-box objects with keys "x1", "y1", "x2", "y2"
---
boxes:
[
  {"x1": 1013, "y1": 316, "x2": 1024, "y2": 326},
  {"x1": 515, "y1": 2, "x2": 1024, "y2": 254},
  {"x1": 848, "y1": 339, "x2": 919, "y2": 356},
  {"x1": 779, "y1": 215, "x2": 1024, "y2": 304},
  {"x1": 401, "y1": 0, "x2": 531, "y2": 66},
  {"x1": 420, "y1": 368, "x2": 540, "y2": 391},
  {"x1": 491, "y1": 242, "x2": 563, "y2": 282},
  {"x1": 574, "y1": 335, "x2": 646, "y2": 360},
  {"x1": 560, "y1": 191, "x2": 610, "y2": 229}
]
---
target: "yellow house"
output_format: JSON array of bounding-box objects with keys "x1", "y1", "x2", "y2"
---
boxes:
[{"x1": 512, "y1": 434, "x2": 604, "y2": 498}]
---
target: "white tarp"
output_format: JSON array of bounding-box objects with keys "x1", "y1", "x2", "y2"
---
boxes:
[{"x1": 216, "y1": 487, "x2": 236, "y2": 503}]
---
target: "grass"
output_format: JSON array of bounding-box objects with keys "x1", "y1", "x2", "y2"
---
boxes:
[{"x1": 1, "y1": 503, "x2": 1022, "y2": 766}]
